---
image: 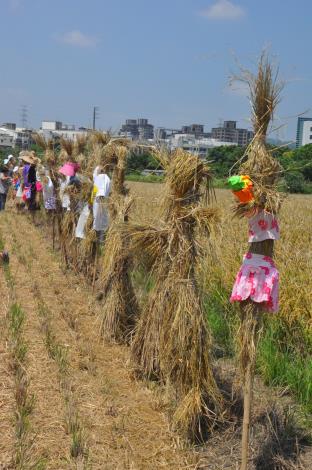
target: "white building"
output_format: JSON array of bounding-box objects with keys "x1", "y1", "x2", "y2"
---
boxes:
[
  {"x1": 167, "y1": 134, "x2": 237, "y2": 157},
  {"x1": 0, "y1": 125, "x2": 32, "y2": 149},
  {"x1": 0, "y1": 131, "x2": 14, "y2": 148},
  {"x1": 296, "y1": 117, "x2": 312, "y2": 148},
  {"x1": 39, "y1": 121, "x2": 89, "y2": 141}
]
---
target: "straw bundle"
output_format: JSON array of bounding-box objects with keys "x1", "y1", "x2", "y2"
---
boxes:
[
  {"x1": 59, "y1": 138, "x2": 75, "y2": 164},
  {"x1": 231, "y1": 53, "x2": 284, "y2": 470},
  {"x1": 127, "y1": 149, "x2": 223, "y2": 439},
  {"x1": 98, "y1": 144, "x2": 138, "y2": 343},
  {"x1": 74, "y1": 135, "x2": 89, "y2": 171},
  {"x1": 77, "y1": 212, "x2": 97, "y2": 276},
  {"x1": 99, "y1": 197, "x2": 137, "y2": 341},
  {"x1": 231, "y1": 53, "x2": 284, "y2": 217}
]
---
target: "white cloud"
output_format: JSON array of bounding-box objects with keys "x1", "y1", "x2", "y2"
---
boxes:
[
  {"x1": 200, "y1": 0, "x2": 246, "y2": 20},
  {"x1": 57, "y1": 30, "x2": 98, "y2": 48}
]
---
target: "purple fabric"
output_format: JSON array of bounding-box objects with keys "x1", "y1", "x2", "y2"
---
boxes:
[{"x1": 23, "y1": 164, "x2": 30, "y2": 186}]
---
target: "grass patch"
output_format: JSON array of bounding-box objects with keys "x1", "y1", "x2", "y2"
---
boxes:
[
  {"x1": 204, "y1": 287, "x2": 312, "y2": 413},
  {"x1": 204, "y1": 289, "x2": 238, "y2": 358},
  {"x1": 258, "y1": 317, "x2": 312, "y2": 412}
]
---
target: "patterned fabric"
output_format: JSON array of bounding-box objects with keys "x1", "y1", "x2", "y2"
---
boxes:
[
  {"x1": 230, "y1": 252, "x2": 279, "y2": 313},
  {"x1": 248, "y1": 210, "x2": 280, "y2": 243},
  {"x1": 42, "y1": 177, "x2": 56, "y2": 210}
]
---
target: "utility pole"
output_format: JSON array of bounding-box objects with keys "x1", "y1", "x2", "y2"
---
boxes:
[{"x1": 93, "y1": 106, "x2": 100, "y2": 130}]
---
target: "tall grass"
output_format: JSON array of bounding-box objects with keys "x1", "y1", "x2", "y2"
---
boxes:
[
  {"x1": 203, "y1": 288, "x2": 312, "y2": 413},
  {"x1": 258, "y1": 317, "x2": 312, "y2": 412}
]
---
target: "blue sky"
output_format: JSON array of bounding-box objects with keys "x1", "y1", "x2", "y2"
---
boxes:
[{"x1": 1, "y1": 0, "x2": 311, "y2": 141}]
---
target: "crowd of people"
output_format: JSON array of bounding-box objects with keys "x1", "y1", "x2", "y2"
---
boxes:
[{"x1": 0, "y1": 150, "x2": 112, "y2": 241}]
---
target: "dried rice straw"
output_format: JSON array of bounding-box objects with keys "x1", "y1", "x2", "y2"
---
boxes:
[{"x1": 230, "y1": 52, "x2": 284, "y2": 470}]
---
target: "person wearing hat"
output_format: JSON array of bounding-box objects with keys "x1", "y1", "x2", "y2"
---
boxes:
[
  {"x1": 21, "y1": 152, "x2": 40, "y2": 219},
  {"x1": 0, "y1": 165, "x2": 12, "y2": 210}
]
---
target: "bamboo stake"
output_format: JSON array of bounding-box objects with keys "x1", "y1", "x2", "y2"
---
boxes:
[
  {"x1": 92, "y1": 242, "x2": 98, "y2": 292},
  {"x1": 240, "y1": 303, "x2": 261, "y2": 470},
  {"x1": 52, "y1": 212, "x2": 55, "y2": 250}
]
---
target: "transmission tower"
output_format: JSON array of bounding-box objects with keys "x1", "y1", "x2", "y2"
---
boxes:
[
  {"x1": 20, "y1": 105, "x2": 28, "y2": 128},
  {"x1": 93, "y1": 106, "x2": 100, "y2": 130}
]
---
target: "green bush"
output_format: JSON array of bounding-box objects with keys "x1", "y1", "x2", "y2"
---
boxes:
[{"x1": 283, "y1": 172, "x2": 306, "y2": 193}]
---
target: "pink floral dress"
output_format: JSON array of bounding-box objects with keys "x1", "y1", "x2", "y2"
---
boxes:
[{"x1": 230, "y1": 253, "x2": 279, "y2": 313}]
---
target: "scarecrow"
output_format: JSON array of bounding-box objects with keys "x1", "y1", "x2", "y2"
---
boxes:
[
  {"x1": 97, "y1": 141, "x2": 138, "y2": 342},
  {"x1": 228, "y1": 53, "x2": 283, "y2": 470},
  {"x1": 125, "y1": 148, "x2": 224, "y2": 439}
]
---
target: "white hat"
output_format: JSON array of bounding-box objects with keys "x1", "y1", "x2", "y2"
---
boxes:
[
  {"x1": 4, "y1": 155, "x2": 14, "y2": 165},
  {"x1": 13, "y1": 166, "x2": 19, "y2": 173}
]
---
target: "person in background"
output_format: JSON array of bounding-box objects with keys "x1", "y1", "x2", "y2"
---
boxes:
[{"x1": 0, "y1": 165, "x2": 12, "y2": 211}]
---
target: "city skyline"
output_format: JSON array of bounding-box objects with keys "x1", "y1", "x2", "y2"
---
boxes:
[{"x1": 1, "y1": 0, "x2": 311, "y2": 143}]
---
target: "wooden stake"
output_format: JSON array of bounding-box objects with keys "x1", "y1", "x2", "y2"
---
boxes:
[
  {"x1": 241, "y1": 342, "x2": 256, "y2": 470},
  {"x1": 92, "y1": 242, "x2": 98, "y2": 292},
  {"x1": 52, "y1": 213, "x2": 55, "y2": 250},
  {"x1": 240, "y1": 302, "x2": 261, "y2": 470}
]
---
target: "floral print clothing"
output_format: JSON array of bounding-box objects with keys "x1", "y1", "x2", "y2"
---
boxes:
[
  {"x1": 248, "y1": 210, "x2": 280, "y2": 243},
  {"x1": 230, "y1": 252, "x2": 279, "y2": 313}
]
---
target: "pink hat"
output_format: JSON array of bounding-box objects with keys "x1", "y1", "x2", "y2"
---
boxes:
[{"x1": 59, "y1": 162, "x2": 80, "y2": 177}]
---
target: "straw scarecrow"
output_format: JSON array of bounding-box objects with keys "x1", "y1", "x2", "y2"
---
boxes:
[
  {"x1": 32, "y1": 134, "x2": 60, "y2": 247},
  {"x1": 97, "y1": 141, "x2": 138, "y2": 342},
  {"x1": 228, "y1": 53, "x2": 283, "y2": 470},
  {"x1": 57, "y1": 139, "x2": 83, "y2": 267},
  {"x1": 127, "y1": 148, "x2": 223, "y2": 439},
  {"x1": 73, "y1": 132, "x2": 110, "y2": 276}
]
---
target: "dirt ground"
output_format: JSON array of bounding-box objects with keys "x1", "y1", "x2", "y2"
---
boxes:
[{"x1": 0, "y1": 196, "x2": 311, "y2": 469}]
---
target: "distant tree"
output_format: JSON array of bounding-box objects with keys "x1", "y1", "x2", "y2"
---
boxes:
[
  {"x1": 208, "y1": 145, "x2": 246, "y2": 178},
  {"x1": 126, "y1": 151, "x2": 159, "y2": 173},
  {"x1": 283, "y1": 171, "x2": 306, "y2": 193}
]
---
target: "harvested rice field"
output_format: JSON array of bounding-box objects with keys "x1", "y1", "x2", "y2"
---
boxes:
[{"x1": 0, "y1": 182, "x2": 311, "y2": 469}]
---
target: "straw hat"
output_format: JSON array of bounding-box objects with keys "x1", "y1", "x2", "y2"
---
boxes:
[{"x1": 19, "y1": 151, "x2": 38, "y2": 165}]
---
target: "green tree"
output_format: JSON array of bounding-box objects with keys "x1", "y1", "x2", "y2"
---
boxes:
[{"x1": 126, "y1": 151, "x2": 159, "y2": 173}]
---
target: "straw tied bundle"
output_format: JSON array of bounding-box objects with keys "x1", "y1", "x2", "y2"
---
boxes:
[
  {"x1": 125, "y1": 149, "x2": 224, "y2": 439},
  {"x1": 229, "y1": 54, "x2": 284, "y2": 470},
  {"x1": 98, "y1": 142, "x2": 138, "y2": 343}
]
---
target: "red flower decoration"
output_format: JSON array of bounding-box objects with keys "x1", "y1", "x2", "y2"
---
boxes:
[
  {"x1": 258, "y1": 219, "x2": 268, "y2": 230},
  {"x1": 271, "y1": 219, "x2": 279, "y2": 232}
]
